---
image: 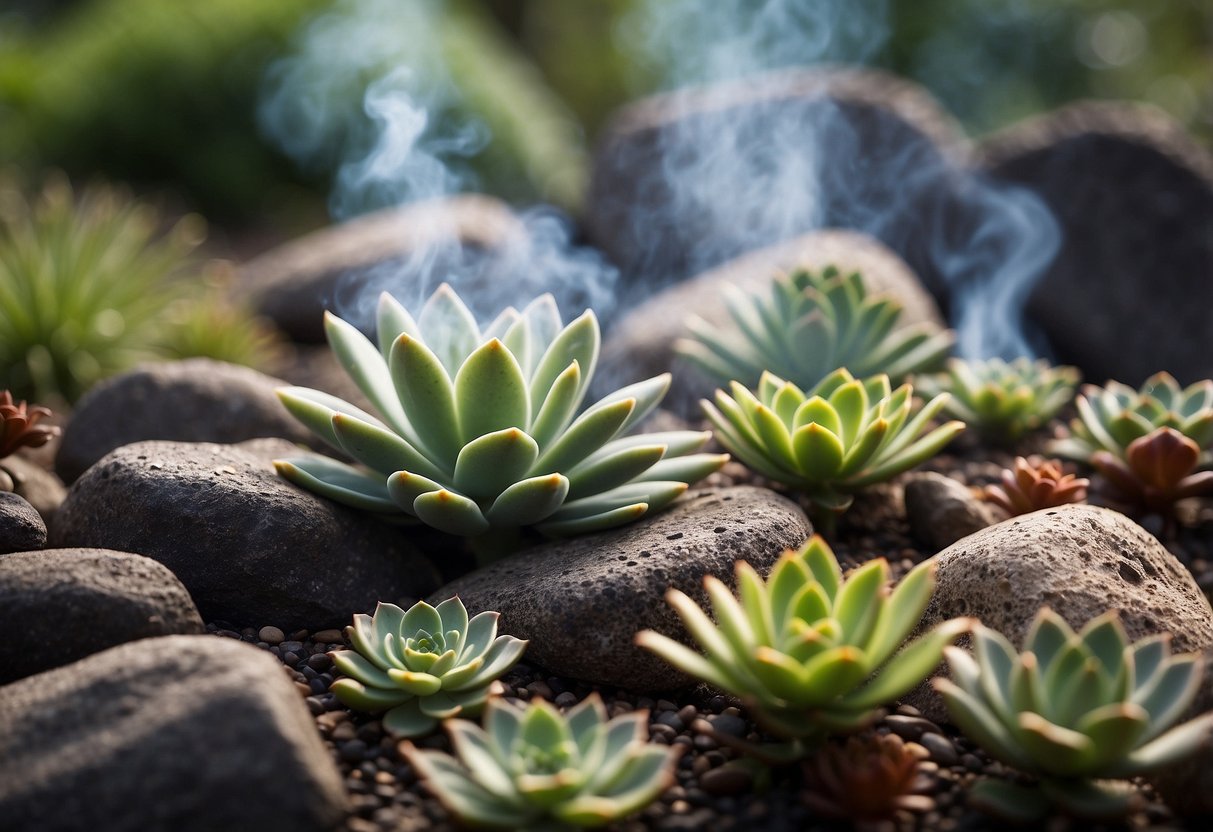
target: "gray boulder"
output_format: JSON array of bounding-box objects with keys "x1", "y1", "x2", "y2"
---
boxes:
[
  {"x1": 0, "y1": 491, "x2": 46, "y2": 554},
  {"x1": 0, "y1": 635, "x2": 348, "y2": 832},
  {"x1": 903, "y1": 472, "x2": 999, "y2": 553}
]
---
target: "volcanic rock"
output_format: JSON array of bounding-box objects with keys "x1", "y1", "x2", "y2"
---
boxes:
[
  {"x1": 903, "y1": 472, "x2": 999, "y2": 553},
  {"x1": 0, "y1": 635, "x2": 348, "y2": 832},
  {"x1": 434, "y1": 486, "x2": 811, "y2": 691},
  {"x1": 50, "y1": 439, "x2": 440, "y2": 629},
  {"x1": 0, "y1": 548, "x2": 203, "y2": 684},
  {"x1": 0, "y1": 491, "x2": 46, "y2": 554}
]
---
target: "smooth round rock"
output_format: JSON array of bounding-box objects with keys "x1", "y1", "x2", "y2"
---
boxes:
[
  {"x1": 0, "y1": 491, "x2": 47, "y2": 554},
  {"x1": 0, "y1": 548, "x2": 204, "y2": 684},
  {"x1": 50, "y1": 439, "x2": 440, "y2": 629},
  {"x1": 903, "y1": 472, "x2": 999, "y2": 554},
  {"x1": 0, "y1": 455, "x2": 67, "y2": 523},
  {"x1": 434, "y1": 486, "x2": 811, "y2": 691}
]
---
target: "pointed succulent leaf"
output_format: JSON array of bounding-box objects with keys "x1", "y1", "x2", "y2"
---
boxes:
[
  {"x1": 273, "y1": 456, "x2": 397, "y2": 512},
  {"x1": 452, "y1": 428, "x2": 540, "y2": 499},
  {"x1": 454, "y1": 339, "x2": 531, "y2": 443},
  {"x1": 389, "y1": 333, "x2": 463, "y2": 465}
]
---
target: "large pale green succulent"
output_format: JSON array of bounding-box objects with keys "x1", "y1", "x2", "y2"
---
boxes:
[
  {"x1": 329, "y1": 597, "x2": 526, "y2": 738},
  {"x1": 637, "y1": 536, "x2": 971, "y2": 757},
  {"x1": 675, "y1": 265, "x2": 954, "y2": 392},
  {"x1": 702, "y1": 368, "x2": 964, "y2": 525},
  {"x1": 935, "y1": 609, "x2": 1213, "y2": 820},
  {"x1": 401, "y1": 694, "x2": 677, "y2": 829},
  {"x1": 274, "y1": 285, "x2": 726, "y2": 540}
]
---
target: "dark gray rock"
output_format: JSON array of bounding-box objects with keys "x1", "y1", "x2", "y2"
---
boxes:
[
  {"x1": 0, "y1": 454, "x2": 67, "y2": 523},
  {"x1": 980, "y1": 101, "x2": 1213, "y2": 386},
  {"x1": 54, "y1": 359, "x2": 320, "y2": 484},
  {"x1": 0, "y1": 491, "x2": 46, "y2": 554},
  {"x1": 0, "y1": 548, "x2": 203, "y2": 684},
  {"x1": 903, "y1": 472, "x2": 999, "y2": 554},
  {"x1": 596, "y1": 229, "x2": 947, "y2": 416},
  {"x1": 435, "y1": 486, "x2": 811, "y2": 691},
  {"x1": 50, "y1": 439, "x2": 440, "y2": 629},
  {"x1": 0, "y1": 635, "x2": 348, "y2": 832}
]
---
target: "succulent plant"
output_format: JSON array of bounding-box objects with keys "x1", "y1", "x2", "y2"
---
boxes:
[
  {"x1": 329, "y1": 597, "x2": 526, "y2": 738},
  {"x1": 274, "y1": 285, "x2": 726, "y2": 545},
  {"x1": 702, "y1": 368, "x2": 964, "y2": 528},
  {"x1": 676, "y1": 265, "x2": 954, "y2": 393},
  {"x1": 1090, "y1": 427, "x2": 1213, "y2": 516},
  {"x1": 636, "y1": 536, "x2": 972, "y2": 757},
  {"x1": 0, "y1": 391, "x2": 58, "y2": 461},
  {"x1": 1049, "y1": 372, "x2": 1213, "y2": 466},
  {"x1": 401, "y1": 694, "x2": 677, "y2": 829},
  {"x1": 982, "y1": 456, "x2": 1088, "y2": 517},
  {"x1": 801, "y1": 732, "x2": 935, "y2": 821},
  {"x1": 935, "y1": 609, "x2": 1213, "y2": 820},
  {"x1": 917, "y1": 357, "x2": 1078, "y2": 444}
]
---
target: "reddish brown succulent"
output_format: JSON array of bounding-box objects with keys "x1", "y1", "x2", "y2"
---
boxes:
[
  {"x1": 1091, "y1": 426, "x2": 1213, "y2": 515},
  {"x1": 801, "y1": 731, "x2": 935, "y2": 823},
  {"x1": 0, "y1": 391, "x2": 59, "y2": 460},
  {"x1": 983, "y1": 456, "x2": 1088, "y2": 517}
]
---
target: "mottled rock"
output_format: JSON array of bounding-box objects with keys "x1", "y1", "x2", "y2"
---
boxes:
[
  {"x1": 903, "y1": 473, "x2": 999, "y2": 553},
  {"x1": 0, "y1": 454, "x2": 67, "y2": 522},
  {"x1": 51, "y1": 439, "x2": 439, "y2": 629},
  {"x1": 0, "y1": 635, "x2": 348, "y2": 832},
  {"x1": 435, "y1": 487, "x2": 811, "y2": 690},
  {"x1": 981, "y1": 102, "x2": 1213, "y2": 386},
  {"x1": 596, "y1": 229, "x2": 946, "y2": 416},
  {"x1": 0, "y1": 548, "x2": 203, "y2": 684},
  {"x1": 0, "y1": 491, "x2": 46, "y2": 554},
  {"x1": 54, "y1": 359, "x2": 319, "y2": 484}
]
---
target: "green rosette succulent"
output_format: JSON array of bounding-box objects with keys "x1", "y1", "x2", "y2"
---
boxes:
[
  {"x1": 329, "y1": 597, "x2": 526, "y2": 738},
  {"x1": 636, "y1": 536, "x2": 972, "y2": 757},
  {"x1": 274, "y1": 285, "x2": 726, "y2": 543},
  {"x1": 935, "y1": 609, "x2": 1213, "y2": 821},
  {"x1": 702, "y1": 368, "x2": 964, "y2": 526},
  {"x1": 401, "y1": 694, "x2": 677, "y2": 830},
  {"x1": 917, "y1": 357, "x2": 1079, "y2": 443},
  {"x1": 675, "y1": 265, "x2": 954, "y2": 392}
]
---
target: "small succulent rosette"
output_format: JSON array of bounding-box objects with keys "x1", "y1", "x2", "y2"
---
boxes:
[{"x1": 982, "y1": 456, "x2": 1088, "y2": 517}]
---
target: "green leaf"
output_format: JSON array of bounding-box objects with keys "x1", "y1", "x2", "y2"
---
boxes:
[
  {"x1": 273, "y1": 455, "x2": 397, "y2": 513},
  {"x1": 404, "y1": 746, "x2": 532, "y2": 826},
  {"x1": 444, "y1": 720, "x2": 519, "y2": 800},
  {"x1": 703, "y1": 575, "x2": 757, "y2": 658},
  {"x1": 790, "y1": 422, "x2": 845, "y2": 482},
  {"x1": 842, "y1": 617, "x2": 970, "y2": 710},
  {"x1": 386, "y1": 471, "x2": 445, "y2": 514},
  {"x1": 535, "y1": 502, "x2": 651, "y2": 536},
  {"x1": 324, "y1": 311, "x2": 411, "y2": 435},
  {"x1": 832, "y1": 558, "x2": 887, "y2": 645},
  {"x1": 1075, "y1": 702, "x2": 1149, "y2": 770},
  {"x1": 1016, "y1": 711, "x2": 1097, "y2": 776},
  {"x1": 458, "y1": 635, "x2": 528, "y2": 690},
  {"x1": 1108, "y1": 712, "x2": 1213, "y2": 776},
  {"x1": 528, "y1": 360, "x2": 582, "y2": 451},
  {"x1": 634, "y1": 453, "x2": 729, "y2": 485},
  {"x1": 800, "y1": 537, "x2": 842, "y2": 600},
  {"x1": 412, "y1": 489, "x2": 490, "y2": 535},
  {"x1": 389, "y1": 333, "x2": 463, "y2": 466},
  {"x1": 276, "y1": 386, "x2": 389, "y2": 453},
  {"x1": 635, "y1": 629, "x2": 748, "y2": 693},
  {"x1": 967, "y1": 780, "x2": 1051, "y2": 823},
  {"x1": 452, "y1": 427, "x2": 539, "y2": 499},
  {"x1": 529, "y1": 310, "x2": 598, "y2": 415},
  {"x1": 330, "y1": 678, "x2": 412, "y2": 712},
  {"x1": 531, "y1": 397, "x2": 634, "y2": 474},
  {"x1": 376, "y1": 292, "x2": 420, "y2": 358},
  {"x1": 592, "y1": 374, "x2": 671, "y2": 435},
  {"x1": 331, "y1": 650, "x2": 398, "y2": 689},
  {"x1": 559, "y1": 749, "x2": 672, "y2": 824},
  {"x1": 827, "y1": 379, "x2": 869, "y2": 448},
  {"x1": 565, "y1": 443, "x2": 666, "y2": 501},
  {"x1": 935, "y1": 678, "x2": 1036, "y2": 770},
  {"x1": 1133, "y1": 658, "x2": 1201, "y2": 743},
  {"x1": 454, "y1": 338, "x2": 531, "y2": 443},
  {"x1": 485, "y1": 473, "x2": 569, "y2": 527},
  {"x1": 862, "y1": 558, "x2": 937, "y2": 667},
  {"x1": 416, "y1": 284, "x2": 481, "y2": 374},
  {"x1": 332, "y1": 412, "x2": 446, "y2": 480}
]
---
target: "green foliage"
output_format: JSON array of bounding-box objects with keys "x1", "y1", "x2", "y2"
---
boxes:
[
  {"x1": 677, "y1": 266, "x2": 954, "y2": 393},
  {"x1": 637, "y1": 536, "x2": 971, "y2": 753},
  {"x1": 401, "y1": 694, "x2": 677, "y2": 829},
  {"x1": 275, "y1": 284, "x2": 726, "y2": 540},
  {"x1": 918, "y1": 357, "x2": 1079, "y2": 444},
  {"x1": 935, "y1": 609, "x2": 1213, "y2": 820},
  {"x1": 702, "y1": 368, "x2": 964, "y2": 523},
  {"x1": 330, "y1": 598, "x2": 526, "y2": 738}
]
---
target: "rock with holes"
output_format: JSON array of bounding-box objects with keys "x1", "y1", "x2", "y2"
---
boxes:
[
  {"x1": 906, "y1": 504, "x2": 1213, "y2": 720},
  {"x1": 433, "y1": 486, "x2": 811, "y2": 691}
]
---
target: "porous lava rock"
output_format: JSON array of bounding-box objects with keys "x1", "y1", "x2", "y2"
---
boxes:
[
  {"x1": 434, "y1": 486, "x2": 811, "y2": 691},
  {"x1": 50, "y1": 439, "x2": 439, "y2": 629},
  {"x1": 0, "y1": 635, "x2": 348, "y2": 832},
  {"x1": 903, "y1": 472, "x2": 999, "y2": 554},
  {"x1": 0, "y1": 548, "x2": 203, "y2": 684},
  {"x1": 980, "y1": 101, "x2": 1213, "y2": 386},
  {"x1": 595, "y1": 229, "x2": 947, "y2": 416},
  {"x1": 0, "y1": 491, "x2": 46, "y2": 554},
  {"x1": 54, "y1": 359, "x2": 319, "y2": 484}
]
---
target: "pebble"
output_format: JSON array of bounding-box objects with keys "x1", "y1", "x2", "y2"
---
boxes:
[
  {"x1": 920, "y1": 732, "x2": 960, "y2": 767},
  {"x1": 700, "y1": 765, "x2": 752, "y2": 796},
  {"x1": 885, "y1": 714, "x2": 936, "y2": 741},
  {"x1": 313, "y1": 629, "x2": 344, "y2": 644},
  {"x1": 259, "y1": 626, "x2": 285, "y2": 645}
]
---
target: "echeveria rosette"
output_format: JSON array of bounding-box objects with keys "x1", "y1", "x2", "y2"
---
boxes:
[
  {"x1": 702, "y1": 368, "x2": 964, "y2": 528},
  {"x1": 675, "y1": 265, "x2": 954, "y2": 393},
  {"x1": 1090, "y1": 427, "x2": 1213, "y2": 517},
  {"x1": 636, "y1": 536, "x2": 972, "y2": 759},
  {"x1": 982, "y1": 456, "x2": 1088, "y2": 517},
  {"x1": 917, "y1": 357, "x2": 1079, "y2": 444},
  {"x1": 329, "y1": 597, "x2": 526, "y2": 738},
  {"x1": 935, "y1": 610, "x2": 1213, "y2": 821},
  {"x1": 401, "y1": 694, "x2": 677, "y2": 830},
  {"x1": 273, "y1": 285, "x2": 726, "y2": 543}
]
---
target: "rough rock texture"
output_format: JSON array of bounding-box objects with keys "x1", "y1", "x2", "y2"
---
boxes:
[
  {"x1": 0, "y1": 548, "x2": 203, "y2": 684},
  {"x1": 0, "y1": 635, "x2": 348, "y2": 832},
  {"x1": 0, "y1": 491, "x2": 46, "y2": 554},
  {"x1": 596, "y1": 229, "x2": 947, "y2": 416},
  {"x1": 51, "y1": 439, "x2": 440, "y2": 629},
  {"x1": 587, "y1": 67, "x2": 968, "y2": 300},
  {"x1": 238, "y1": 195, "x2": 524, "y2": 342},
  {"x1": 980, "y1": 101, "x2": 1213, "y2": 386},
  {"x1": 903, "y1": 473, "x2": 999, "y2": 554},
  {"x1": 54, "y1": 359, "x2": 319, "y2": 484},
  {"x1": 0, "y1": 454, "x2": 67, "y2": 522},
  {"x1": 435, "y1": 487, "x2": 811, "y2": 691}
]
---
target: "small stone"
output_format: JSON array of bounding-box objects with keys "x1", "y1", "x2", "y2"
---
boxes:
[
  {"x1": 699, "y1": 764, "x2": 753, "y2": 797},
  {"x1": 885, "y1": 714, "x2": 935, "y2": 741},
  {"x1": 258, "y1": 626, "x2": 285, "y2": 645},
  {"x1": 312, "y1": 629, "x2": 344, "y2": 644},
  {"x1": 706, "y1": 713, "x2": 748, "y2": 739},
  {"x1": 0, "y1": 491, "x2": 47, "y2": 554},
  {"x1": 904, "y1": 473, "x2": 999, "y2": 553},
  {"x1": 919, "y1": 732, "x2": 959, "y2": 767}
]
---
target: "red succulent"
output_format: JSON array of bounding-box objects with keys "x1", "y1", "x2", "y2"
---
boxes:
[
  {"x1": 1091, "y1": 426, "x2": 1213, "y2": 515},
  {"x1": 983, "y1": 456, "x2": 1088, "y2": 517},
  {"x1": 0, "y1": 391, "x2": 59, "y2": 460},
  {"x1": 801, "y1": 731, "x2": 935, "y2": 822}
]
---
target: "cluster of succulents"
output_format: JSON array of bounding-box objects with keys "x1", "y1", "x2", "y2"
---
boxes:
[
  {"x1": 329, "y1": 597, "x2": 526, "y2": 737},
  {"x1": 677, "y1": 265, "x2": 954, "y2": 393},
  {"x1": 275, "y1": 285, "x2": 726, "y2": 546},
  {"x1": 801, "y1": 732, "x2": 935, "y2": 822},
  {"x1": 702, "y1": 368, "x2": 964, "y2": 527},
  {"x1": 982, "y1": 456, "x2": 1088, "y2": 517},
  {"x1": 402, "y1": 694, "x2": 678, "y2": 829},
  {"x1": 917, "y1": 357, "x2": 1079, "y2": 444},
  {"x1": 935, "y1": 609, "x2": 1213, "y2": 820},
  {"x1": 637, "y1": 536, "x2": 971, "y2": 754}
]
